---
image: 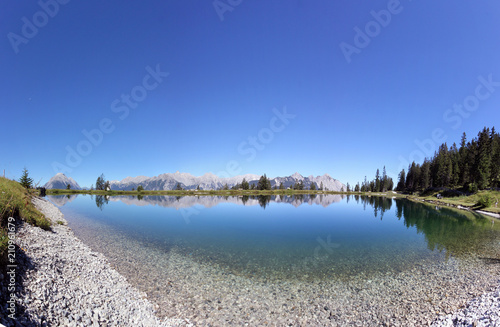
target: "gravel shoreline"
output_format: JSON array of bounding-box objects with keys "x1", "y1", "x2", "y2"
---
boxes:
[
  {"x1": 0, "y1": 197, "x2": 171, "y2": 327},
  {"x1": 0, "y1": 197, "x2": 499, "y2": 326},
  {"x1": 432, "y1": 283, "x2": 500, "y2": 326}
]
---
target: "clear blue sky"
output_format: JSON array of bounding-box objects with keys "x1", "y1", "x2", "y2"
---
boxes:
[{"x1": 1, "y1": 0, "x2": 499, "y2": 187}]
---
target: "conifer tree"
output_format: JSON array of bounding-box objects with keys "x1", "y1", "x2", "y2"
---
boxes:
[
  {"x1": 375, "y1": 169, "x2": 380, "y2": 192},
  {"x1": 382, "y1": 166, "x2": 388, "y2": 192},
  {"x1": 96, "y1": 174, "x2": 106, "y2": 190},
  {"x1": 362, "y1": 176, "x2": 368, "y2": 192},
  {"x1": 490, "y1": 127, "x2": 500, "y2": 187},
  {"x1": 257, "y1": 174, "x2": 271, "y2": 190},
  {"x1": 419, "y1": 160, "x2": 430, "y2": 190},
  {"x1": 405, "y1": 163, "x2": 416, "y2": 192},
  {"x1": 476, "y1": 127, "x2": 491, "y2": 189},
  {"x1": 241, "y1": 178, "x2": 249, "y2": 190},
  {"x1": 387, "y1": 177, "x2": 394, "y2": 191},
  {"x1": 458, "y1": 132, "x2": 469, "y2": 186},
  {"x1": 396, "y1": 169, "x2": 406, "y2": 192},
  {"x1": 19, "y1": 167, "x2": 33, "y2": 189}
]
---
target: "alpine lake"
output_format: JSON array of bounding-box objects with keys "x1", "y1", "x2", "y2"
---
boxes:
[{"x1": 47, "y1": 193, "x2": 500, "y2": 326}]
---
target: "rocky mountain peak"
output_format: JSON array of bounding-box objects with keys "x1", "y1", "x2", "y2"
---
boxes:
[{"x1": 44, "y1": 173, "x2": 81, "y2": 190}]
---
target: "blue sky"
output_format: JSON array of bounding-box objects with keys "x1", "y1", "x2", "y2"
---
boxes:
[{"x1": 1, "y1": 0, "x2": 499, "y2": 187}]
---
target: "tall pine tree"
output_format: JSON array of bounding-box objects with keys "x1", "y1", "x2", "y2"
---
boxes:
[
  {"x1": 475, "y1": 127, "x2": 491, "y2": 189},
  {"x1": 458, "y1": 132, "x2": 469, "y2": 186},
  {"x1": 396, "y1": 169, "x2": 406, "y2": 192},
  {"x1": 490, "y1": 127, "x2": 500, "y2": 187}
]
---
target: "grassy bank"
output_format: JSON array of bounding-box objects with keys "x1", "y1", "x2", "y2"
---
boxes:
[
  {"x1": 0, "y1": 177, "x2": 51, "y2": 267},
  {"x1": 405, "y1": 189, "x2": 500, "y2": 216}
]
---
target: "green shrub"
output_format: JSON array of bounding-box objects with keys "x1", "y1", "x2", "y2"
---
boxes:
[
  {"x1": 467, "y1": 183, "x2": 478, "y2": 194},
  {"x1": 476, "y1": 194, "x2": 492, "y2": 208}
]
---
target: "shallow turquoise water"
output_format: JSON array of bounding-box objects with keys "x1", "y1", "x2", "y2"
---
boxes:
[{"x1": 48, "y1": 194, "x2": 500, "y2": 280}]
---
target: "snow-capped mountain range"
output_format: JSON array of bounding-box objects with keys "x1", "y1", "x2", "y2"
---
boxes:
[
  {"x1": 269, "y1": 173, "x2": 345, "y2": 191},
  {"x1": 108, "y1": 172, "x2": 261, "y2": 191},
  {"x1": 44, "y1": 173, "x2": 82, "y2": 190},
  {"x1": 44, "y1": 172, "x2": 345, "y2": 191}
]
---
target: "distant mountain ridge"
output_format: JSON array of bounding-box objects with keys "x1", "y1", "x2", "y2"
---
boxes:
[
  {"x1": 109, "y1": 172, "x2": 261, "y2": 191},
  {"x1": 44, "y1": 173, "x2": 81, "y2": 190},
  {"x1": 269, "y1": 173, "x2": 345, "y2": 191},
  {"x1": 45, "y1": 172, "x2": 345, "y2": 191},
  {"x1": 109, "y1": 172, "x2": 346, "y2": 191}
]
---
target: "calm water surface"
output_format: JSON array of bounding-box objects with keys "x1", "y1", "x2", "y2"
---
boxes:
[{"x1": 48, "y1": 194, "x2": 500, "y2": 281}]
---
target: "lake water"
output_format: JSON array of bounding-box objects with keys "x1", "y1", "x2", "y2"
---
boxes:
[{"x1": 47, "y1": 194, "x2": 500, "y2": 325}]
